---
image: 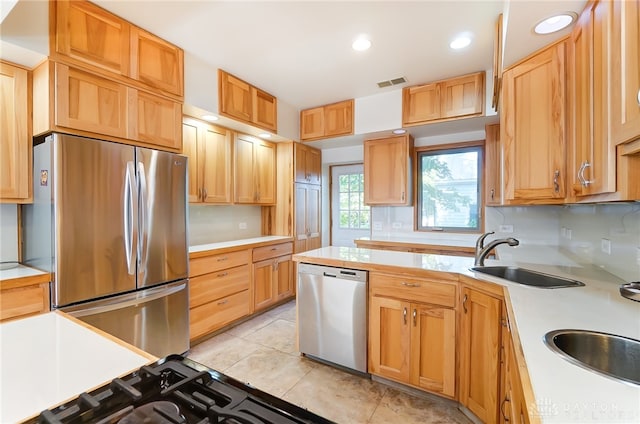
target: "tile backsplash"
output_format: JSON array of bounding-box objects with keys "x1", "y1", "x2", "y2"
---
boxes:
[
  {"x1": 188, "y1": 204, "x2": 262, "y2": 246},
  {"x1": 0, "y1": 204, "x2": 19, "y2": 262}
]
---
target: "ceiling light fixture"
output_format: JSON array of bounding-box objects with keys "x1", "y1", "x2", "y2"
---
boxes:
[
  {"x1": 201, "y1": 114, "x2": 219, "y2": 122},
  {"x1": 392, "y1": 129, "x2": 407, "y2": 135},
  {"x1": 449, "y1": 35, "x2": 471, "y2": 50},
  {"x1": 352, "y1": 36, "x2": 371, "y2": 52},
  {"x1": 534, "y1": 13, "x2": 576, "y2": 35}
]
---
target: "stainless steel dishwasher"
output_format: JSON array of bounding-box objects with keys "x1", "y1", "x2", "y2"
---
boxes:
[{"x1": 297, "y1": 263, "x2": 368, "y2": 373}]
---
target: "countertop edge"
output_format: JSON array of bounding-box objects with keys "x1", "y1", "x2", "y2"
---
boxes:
[{"x1": 189, "y1": 236, "x2": 293, "y2": 258}]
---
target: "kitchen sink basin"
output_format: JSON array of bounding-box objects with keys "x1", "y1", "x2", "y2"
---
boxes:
[
  {"x1": 544, "y1": 330, "x2": 640, "y2": 386},
  {"x1": 470, "y1": 266, "x2": 585, "y2": 288}
]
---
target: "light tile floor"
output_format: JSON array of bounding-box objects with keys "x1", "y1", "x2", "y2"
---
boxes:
[{"x1": 188, "y1": 300, "x2": 472, "y2": 424}]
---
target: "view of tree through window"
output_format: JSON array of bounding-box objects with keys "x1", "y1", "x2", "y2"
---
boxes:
[
  {"x1": 417, "y1": 146, "x2": 481, "y2": 231},
  {"x1": 338, "y1": 173, "x2": 370, "y2": 229}
]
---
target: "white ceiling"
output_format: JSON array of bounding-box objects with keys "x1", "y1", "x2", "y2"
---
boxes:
[{"x1": 1, "y1": 0, "x2": 587, "y2": 141}]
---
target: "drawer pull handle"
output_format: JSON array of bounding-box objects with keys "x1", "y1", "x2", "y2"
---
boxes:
[
  {"x1": 501, "y1": 396, "x2": 511, "y2": 422},
  {"x1": 217, "y1": 257, "x2": 228, "y2": 262},
  {"x1": 403, "y1": 307, "x2": 407, "y2": 325},
  {"x1": 412, "y1": 308, "x2": 417, "y2": 326},
  {"x1": 463, "y1": 294, "x2": 468, "y2": 313},
  {"x1": 271, "y1": 247, "x2": 278, "y2": 251},
  {"x1": 217, "y1": 300, "x2": 229, "y2": 306},
  {"x1": 401, "y1": 282, "x2": 421, "y2": 288},
  {"x1": 217, "y1": 272, "x2": 228, "y2": 278}
]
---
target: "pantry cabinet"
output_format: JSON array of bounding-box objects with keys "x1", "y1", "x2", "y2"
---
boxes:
[
  {"x1": 182, "y1": 117, "x2": 232, "y2": 203},
  {"x1": 459, "y1": 284, "x2": 503, "y2": 423},
  {"x1": 234, "y1": 134, "x2": 276, "y2": 205},
  {"x1": 0, "y1": 61, "x2": 32, "y2": 203},
  {"x1": 368, "y1": 273, "x2": 457, "y2": 398},
  {"x1": 364, "y1": 134, "x2": 413, "y2": 205},
  {"x1": 218, "y1": 69, "x2": 277, "y2": 133},
  {"x1": 294, "y1": 183, "x2": 322, "y2": 253},
  {"x1": 252, "y1": 242, "x2": 294, "y2": 311},
  {"x1": 300, "y1": 99, "x2": 354, "y2": 141},
  {"x1": 501, "y1": 41, "x2": 567, "y2": 204},
  {"x1": 402, "y1": 72, "x2": 484, "y2": 126}
]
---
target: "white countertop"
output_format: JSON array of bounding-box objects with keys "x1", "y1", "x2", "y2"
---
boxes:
[
  {"x1": 189, "y1": 236, "x2": 292, "y2": 253},
  {"x1": 0, "y1": 312, "x2": 153, "y2": 422},
  {"x1": 294, "y1": 245, "x2": 640, "y2": 423},
  {"x1": 0, "y1": 264, "x2": 48, "y2": 281}
]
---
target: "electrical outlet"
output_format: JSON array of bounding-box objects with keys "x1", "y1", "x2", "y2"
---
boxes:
[
  {"x1": 373, "y1": 222, "x2": 383, "y2": 231},
  {"x1": 636, "y1": 247, "x2": 640, "y2": 265},
  {"x1": 499, "y1": 224, "x2": 514, "y2": 233},
  {"x1": 601, "y1": 238, "x2": 611, "y2": 255},
  {"x1": 566, "y1": 229, "x2": 572, "y2": 240},
  {"x1": 238, "y1": 222, "x2": 247, "y2": 230},
  {"x1": 391, "y1": 222, "x2": 402, "y2": 229},
  {"x1": 560, "y1": 227, "x2": 567, "y2": 238}
]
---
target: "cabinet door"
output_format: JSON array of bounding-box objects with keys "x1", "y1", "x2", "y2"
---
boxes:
[
  {"x1": 274, "y1": 255, "x2": 293, "y2": 300},
  {"x1": 502, "y1": 42, "x2": 566, "y2": 202},
  {"x1": 252, "y1": 87, "x2": 277, "y2": 132},
  {"x1": 0, "y1": 62, "x2": 31, "y2": 202},
  {"x1": 55, "y1": 0, "x2": 130, "y2": 76},
  {"x1": 402, "y1": 83, "x2": 440, "y2": 125},
  {"x1": 410, "y1": 304, "x2": 456, "y2": 398},
  {"x1": 255, "y1": 140, "x2": 276, "y2": 204},
  {"x1": 369, "y1": 296, "x2": 411, "y2": 382},
  {"x1": 128, "y1": 89, "x2": 182, "y2": 150},
  {"x1": 611, "y1": 0, "x2": 640, "y2": 145},
  {"x1": 440, "y1": 73, "x2": 484, "y2": 119},
  {"x1": 459, "y1": 287, "x2": 502, "y2": 424},
  {"x1": 324, "y1": 99, "x2": 354, "y2": 137},
  {"x1": 201, "y1": 125, "x2": 232, "y2": 203},
  {"x1": 294, "y1": 183, "x2": 321, "y2": 253},
  {"x1": 253, "y1": 258, "x2": 275, "y2": 311},
  {"x1": 219, "y1": 70, "x2": 252, "y2": 122},
  {"x1": 234, "y1": 135, "x2": 256, "y2": 203},
  {"x1": 364, "y1": 135, "x2": 412, "y2": 205},
  {"x1": 182, "y1": 119, "x2": 201, "y2": 202},
  {"x1": 300, "y1": 107, "x2": 324, "y2": 140},
  {"x1": 294, "y1": 144, "x2": 321, "y2": 184},
  {"x1": 55, "y1": 63, "x2": 128, "y2": 138},
  {"x1": 130, "y1": 27, "x2": 183, "y2": 97},
  {"x1": 485, "y1": 124, "x2": 502, "y2": 205}
]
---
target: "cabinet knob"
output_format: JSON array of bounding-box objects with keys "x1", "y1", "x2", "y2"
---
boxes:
[
  {"x1": 637, "y1": 88, "x2": 640, "y2": 106},
  {"x1": 462, "y1": 294, "x2": 468, "y2": 314},
  {"x1": 202, "y1": 188, "x2": 208, "y2": 200},
  {"x1": 401, "y1": 191, "x2": 405, "y2": 202},
  {"x1": 403, "y1": 307, "x2": 407, "y2": 325},
  {"x1": 490, "y1": 189, "x2": 495, "y2": 200},
  {"x1": 501, "y1": 396, "x2": 511, "y2": 422},
  {"x1": 412, "y1": 308, "x2": 417, "y2": 326}
]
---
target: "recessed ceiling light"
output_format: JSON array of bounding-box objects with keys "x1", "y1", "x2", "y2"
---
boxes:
[
  {"x1": 201, "y1": 114, "x2": 219, "y2": 122},
  {"x1": 352, "y1": 36, "x2": 371, "y2": 51},
  {"x1": 534, "y1": 13, "x2": 576, "y2": 35},
  {"x1": 392, "y1": 129, "x2": 407, "y2": 135},
  {"x1": 450, "y1": 35, "x2": 471, "y2": 50},
  {"x1": 258, "y1": 133, "x2": 272, "y2": 138}
]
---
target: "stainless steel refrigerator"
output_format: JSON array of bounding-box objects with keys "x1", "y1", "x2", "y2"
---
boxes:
[{"x1": 23, "y1": 133, "x2": 189, "y2": 357}]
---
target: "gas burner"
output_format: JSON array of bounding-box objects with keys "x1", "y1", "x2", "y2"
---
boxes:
[{"x1": 31, "y1": 355, "x2": 334, "y2": 424}]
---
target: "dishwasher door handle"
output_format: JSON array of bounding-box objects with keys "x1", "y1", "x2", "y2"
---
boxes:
[{"x1": 323, "y1": 272, "x2": 337, "y2": 278}]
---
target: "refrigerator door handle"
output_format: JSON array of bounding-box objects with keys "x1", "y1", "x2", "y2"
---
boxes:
[
  {"x1": 123, "y1": 161, "x2": 137, "y2": 275},
  {"x1": 137, "y1": 161, "x2": 148, "y2": 274},
  {"x1": 64, "y1": 281, "x2": 187, "y2": 317}
]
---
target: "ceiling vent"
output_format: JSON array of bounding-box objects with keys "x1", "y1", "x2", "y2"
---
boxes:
[{"x1": 377, "y1": 77, "x2": 407, "y2": 88}]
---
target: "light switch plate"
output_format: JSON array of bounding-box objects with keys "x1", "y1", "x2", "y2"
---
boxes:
[
  {"x1": 601, "y1": 238, "x2": 611, "y2": 255},
  {"x1": 239, "y1": 222, "x2": 247, "y2": 229},
  {"x1": 499, "y1": 224, "x2": 514, "y2": 233}
]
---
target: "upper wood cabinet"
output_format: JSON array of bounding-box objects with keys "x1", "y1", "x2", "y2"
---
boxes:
[
  {"x1": 300, "y1": 99, "x2": 354, "y2": 141},
  {"x1": 484, "y1": 124, "x2": 502, "y2": 205},
  {"x1": 569, "y1": 0, "x2": 616, "y2": 199},
  {"x1": 182, "y1": 117, "x2": 232, "y2": 204},
  {"x1": 402, "y1": 72, "x2": 484, "y2": 127},
  {"x1": 294, "y1": 142, "x2": 321, "y2": 185},
  {"x1": 501, "y1": 41, "x2": 567, "y2": 204},
  {"x1": 218, "y1": 69, "x2": 277, "y2": 133},
  {"x1": 234, "y1": 134, "x2": 276, "y2": 205},
  {"x1": 0, "y1": 61, "x2": 32, "y2": 203},
  {"x1": 364, "y1": 134, "x2": 413, "y2": 205},
  {"x1": 610, "y1": 0, "x2": 640, "y2": 147},
  {"x1": 54, "y1": 0, "x2": 183, "y2": 98}
]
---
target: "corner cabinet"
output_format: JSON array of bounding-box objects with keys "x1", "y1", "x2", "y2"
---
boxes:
[
  {"x1": 368, "y1": 273, "x2": 457, "y2": 399},
  {"x1": 300, "y1": 99, "x2": 354, "y2": 141},
  {"x1": 0, "y1": 61, "x2": 32, "y2": 203},
  {"x1": 182, "y1": 117, "x2": 232, "y2": 203},
  {"x1": 234, "y1": 134, "x2": 276, "y2": 205},
  {"x1": 501, "y1": 41, "x2": 567, "y2": 204},
  {"x1": 364, "y1": 134, "x2": 414, "y2": 205}
]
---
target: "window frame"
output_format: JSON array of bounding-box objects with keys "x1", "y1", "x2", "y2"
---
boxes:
[{"x1": 414, "y1": 141, "x2": 485, "y2": 233}]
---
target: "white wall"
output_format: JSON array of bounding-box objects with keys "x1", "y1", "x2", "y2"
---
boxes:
[
  {"x1": 0, "y1": 204, "x2": 19, "y2": 262},
  {"x1": 188, "y1": 204, "x2": 263, "y2": 246}
]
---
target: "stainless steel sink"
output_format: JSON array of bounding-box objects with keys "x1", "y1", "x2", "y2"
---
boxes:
[
  {"x1": 470, "y1": 266, "x2": 585, "y2": 288},
  {"x1": 544, "y1": 330, "x2": 640, "y2": 386}
]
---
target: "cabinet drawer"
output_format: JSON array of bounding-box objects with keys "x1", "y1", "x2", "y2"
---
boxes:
[
  {"x1": 252, "y1": 242, "x2": 293, "y2": 262},
  {"x1": 189, "y1": 290, "x2": 249, "y2": 340},
  {"x1": 0, "y1": 284, "x2": 50, "y2": 322},
  {"x1": 189, "y1": 265, "x2": 249, "y2": 308},
  {"x1": 190, "y1": 249, "x2": 250, "y2": 277},
  {"x1": 369, "y1": 273, "x2": 456, "y2": 308}
]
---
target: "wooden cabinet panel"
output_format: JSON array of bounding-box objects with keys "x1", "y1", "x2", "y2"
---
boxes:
[
  {"x1": 219, "y1": 70, "x2": 252, "y2": 122},
  {"x1": 55, "y1": 0, "x2": 130, "y2": 76},
  {"x1": 189, "y1": 265, "x2": 249, "y2": 309},
  {"x1": 189, "y1": 249, "x2": 250, "y2": 277},
  {"x1": 252, "y1": 242, "x2": 294, "y2": 311},
  {"x1": 369, "y1": 296, "x2": 411, "y2": 381},
  {"x1": 190, "y1": 290, "x2": 249, "y2": 340},
  {"x1": 234, "y1": 135, "x2": 257, "y2": 203},
  {"x1": 234, "y1": 135, "x2": 276, "y2": 205},
  {"x1": 364, "y1": 135, "x2": 413, "y2": 205},
  {"x1": 275, "y1": 255, "x2": 294, "y2": 300},
  {"x1": 252, "y1": 87, "x2": 277, "y2": 132},
  {"x1": 294, "y1": 183, "x2": 321, "y2": 253},
  {"x1": 253, "y1": 258, "x2": 276, "y2": 311},
  {"x1": 253, "y1": 242, "x2": 293, "y2": 262},
  {"x1": 255, "y1": 140, "x2": 276, "y2": 204},
  {"x1": 182, "y1": 120, "x2": 200, "y2": 202},
  {"x1": 502, "y1": 42, "x2": 566, "y2": 203},
  {"x1": 441, "y1": 73, "x2": 484, "y2": 118},
  {"x1": 130, "y1": 27, "x2": 183, "y2": 97},
  {"x1": 55, "y1": 63, "x2": 128, "y2": 138},
  {"x1": 294, "y1": 143, "x2": 321, "y2": 185},
  {"x1": 0, "y1": 283, "x2": 50, "y2": 322},
  {"x1": 300, "y1": 107, "x2": 324, "y2": 140},
  {"x1": 403, "y1": 83, "x2": 440, "y2": 124},
  {"x1": 611, "y1": 0, "x2": 640, "y2": 145},
  {"x1": 0, "y1": 61, "x2": 31, "y2": 202},
  {"x1": 459, "y1": 286, "x2": 502, "y2": 424},
  {"x1": 369, "y1": 273, "x2": 456, "y2": 308},
  {"x1": 129, "y1": 88, "x2": 182, "y2": 150},
  {"x1": 299, "y1": 100, "x2": 354, "y2": 141},
  {"x1": 485, "y1": 124, "x2": 502, "y2": 205}
]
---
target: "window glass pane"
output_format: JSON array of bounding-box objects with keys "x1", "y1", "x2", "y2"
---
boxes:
[
  {"x1": 336, "y1": 172, "x2": 370, "y2": 230},
  {"x1": 339, "y1": 211, "x2": 349, "y2": 228},
  {"x1": 417, "y1": 147, "x2": 481, "y2": 231},
  {"x1": 339, "y1": 193, "x2": 349, "y2": 209},
  {"x1": 339, "y1": 175, "x2": 349, "y2": 192}
]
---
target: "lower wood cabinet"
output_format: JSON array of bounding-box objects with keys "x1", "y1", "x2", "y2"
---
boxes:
[
  {"x1": 500, "y1": 309, "x2": 531, "y2": 424},
  {"x1": 0, "y1": 275, "x2": 50, "y2": 322},
  {"x1": 252, "y1": 242, "x2": 294, "y2": 312},
  {"x1": 368, "y1": 273, "x2": 457, "y2": 398}
]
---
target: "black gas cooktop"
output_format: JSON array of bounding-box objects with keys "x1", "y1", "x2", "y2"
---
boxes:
[{"x1": 30, "y1": 355, "x2": 334, "y2": 424}]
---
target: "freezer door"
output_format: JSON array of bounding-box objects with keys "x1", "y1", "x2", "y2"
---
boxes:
[
  {"x1": 136, "y1": 148, "x2": 188, "y2": 288},
  {"x1": 53, "y1": 134, "x2": 137, "y2": 306},
  {"x1": 62, "y1": 280, "x2": 189, "y2": 357}
]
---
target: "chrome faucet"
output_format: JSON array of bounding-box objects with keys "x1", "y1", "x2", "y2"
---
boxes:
[{"x1": 474, "y1": 231, "x2": 520, "y2": 266}]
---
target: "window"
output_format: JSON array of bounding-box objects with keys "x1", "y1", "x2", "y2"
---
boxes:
[
  {"x1": 338, "y1": 172, "x2": 370, "y2": 229},
  {"x1": 416, "y1": 145, "x2": 482, "y2": 232}
]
